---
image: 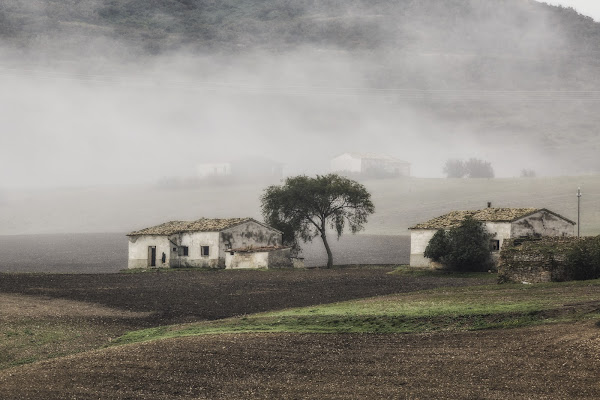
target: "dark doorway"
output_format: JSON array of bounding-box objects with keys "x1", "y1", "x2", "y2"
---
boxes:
[{"x1": 148, "y1": 246, "x2": 157, "y2": 267}]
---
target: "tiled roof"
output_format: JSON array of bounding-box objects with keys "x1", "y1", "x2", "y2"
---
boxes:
[
  {"x1": 410, "y1": 208, "x2": 541, "y2": 230},
  {"x1": 127, "y1": 218, "x2": 254, "y2": 236}
]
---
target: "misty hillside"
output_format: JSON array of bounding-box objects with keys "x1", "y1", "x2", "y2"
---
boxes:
[
  {"x1": 1, "y1": 0, "x2": 600, "y2": 185},
  {"x1": 2, "y1": 0, "x2": 600, "y2": 88}
]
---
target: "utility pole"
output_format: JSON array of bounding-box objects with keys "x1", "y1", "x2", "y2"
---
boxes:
[{"x1": 577, "y1": 187, "x2": 582, "y2": 237}]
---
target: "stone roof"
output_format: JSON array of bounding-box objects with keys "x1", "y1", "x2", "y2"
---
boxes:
[
  {"x1": 410, "y1": 208, "x2": 546, "y2": 230},
  {"x1": 128, "y1": 218, "x2": 255, "y2": 236}
]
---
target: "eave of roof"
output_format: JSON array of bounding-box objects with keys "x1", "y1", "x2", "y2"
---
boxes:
[
  {"x1": 408, "y1": 208, "x2": 575, "y2": 230},
  {"x1": 127, "y1": 217, "x2": 261, "y2": 236}
]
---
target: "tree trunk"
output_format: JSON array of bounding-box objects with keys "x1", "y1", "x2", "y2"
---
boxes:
[{"x1": 321, "y1": 231, "x2": 334, "y2": 268}]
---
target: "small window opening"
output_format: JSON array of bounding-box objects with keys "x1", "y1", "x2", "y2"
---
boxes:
[
  {"x1": 201, "y1": 246, "x2": 210, "y2": 257},
  {"x1": 490, "y1": 240, "x2": 500, "y2": 252},
  {"x1": 179, "y1": 246, "x2": 189, "y2": 256}
]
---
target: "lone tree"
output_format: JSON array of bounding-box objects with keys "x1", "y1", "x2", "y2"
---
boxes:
[
  {"x1": 443, "y1": 159, "x2": 467, "y2": 178},
  {"x1": 424, "y1": 216, "x2": 495, "y2": 271},
  {"x1": 443, "y1": 158, "x2": 494, "y2": 178},
  {"x1": 261, "y1": 174, "x2": 375, "y2": 268}
]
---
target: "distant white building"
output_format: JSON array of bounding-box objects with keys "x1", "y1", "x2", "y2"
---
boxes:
[
  {"x1": 196, "y1": 157, "x2": 283, "y2": 180},
  {"x1": 197, "y1": 162, "x2": 232, "y2": 179},
  {"x1": 330, "y1": 153, "x2": 410, "y2": 177}
]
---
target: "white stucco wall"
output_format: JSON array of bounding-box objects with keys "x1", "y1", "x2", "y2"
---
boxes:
[
  {"x1": 174, "y1": 231, "x2": 221, "y2": 268},
  {"x1": 330, "y1": 154, "x2": 362, "y2": 173},
  {"x1": 225, "y1": 251, "x2": 269, "y2": 269},
  {"x1": 409, "y1": 229, "x2": 437, "y2": 267},
  {"x1": 484, "y1": 222, "x2": 512, "y2": 249},
  {"x1": 128, "y1": 235, "x2": 173, "y2": 269}
]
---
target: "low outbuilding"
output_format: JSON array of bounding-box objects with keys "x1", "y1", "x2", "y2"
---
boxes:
[
  {"x1": 225, "y1": 246, "x2": 294, "y2": 269},
  {"x1": 127, "y1": 218, "x2": 283, "y2": 269},
  {"x1": 409, "y1": 207, "x2": 576, "y2": 268}
]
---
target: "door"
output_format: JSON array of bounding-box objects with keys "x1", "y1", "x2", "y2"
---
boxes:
[{"x1": 148, "y1": 246, "x2": 157, "y2": 267}]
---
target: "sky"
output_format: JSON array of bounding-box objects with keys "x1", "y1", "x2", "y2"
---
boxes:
[{"x1": 537, "y1": 0, "x2": 600, "y2": 21}]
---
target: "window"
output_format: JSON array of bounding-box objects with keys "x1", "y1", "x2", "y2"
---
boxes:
[
  {"x1": 489, "y1": 240, "x2": 500, "y2": 252},
  {"x1": 178, "y1": 246, "x2": 189, "y2": 256},
  {"x1": 201, "y1": 246, "x2": 210, "y2": 257}
]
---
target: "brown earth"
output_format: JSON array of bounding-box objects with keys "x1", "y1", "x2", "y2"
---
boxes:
[
  {"x1": 0, "y1": 268, "x2": 490, "y2": 326},
  {"x1": 2, "y1": 268, "x2": 599, "y2": 399},
  {"x1": 1, "y1": 323, "x2": 600, "y2": 399}
]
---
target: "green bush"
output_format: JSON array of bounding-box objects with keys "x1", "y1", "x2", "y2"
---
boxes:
[
  {"x1": 424, "y1": 216, "x2": 495, "y2": 272},
  {"x1": 423, "y1": 229, "x2": 449, "y2": 262},
  {"x1": 565, "y1": 236, "x2": 600, "y2": 280}
]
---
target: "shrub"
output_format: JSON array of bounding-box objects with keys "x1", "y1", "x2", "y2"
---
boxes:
[
  {"x1": 424, "y1": 216, "x2": 495, "y2": 272},
  {"x1": 565, "y1": 236, "x2": 600, "y2": 280},
  {"x1": 423, "y1": 229, "x2": 449, "y2": 262}
]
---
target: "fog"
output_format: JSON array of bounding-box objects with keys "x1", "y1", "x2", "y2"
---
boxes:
[{"x1": 2, "y1": 0, "x2": 599, "y2": 190}]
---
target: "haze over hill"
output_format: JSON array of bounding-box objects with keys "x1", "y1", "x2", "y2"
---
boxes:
[{"x1": 1, "y1": 0, "x2": 600, "y2": 190}]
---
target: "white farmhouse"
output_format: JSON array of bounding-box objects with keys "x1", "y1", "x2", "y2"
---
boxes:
[
  {"x1": 197, "y1": 162, "x2": 232, "y2": 179},
  {"x1": 409, "y1": 208, "x2": 576, "y2": 268},
  {"x1": 127, "y1": 218, "x2": 283, "y2": 269},
  {"x1": 330, "y1": 153, "x2": 410, "y2": 177}
]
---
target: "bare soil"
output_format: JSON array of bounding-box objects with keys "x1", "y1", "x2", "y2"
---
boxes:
[
  {"x1": 1, "y1": 268, "x2": 599, "y2": 399},
  {"x1": 0, "y1": 268, "x2": 486, "y2": 327},
  {"x1": 1, "y1": 323, "x2": 600, "y2": 399}
]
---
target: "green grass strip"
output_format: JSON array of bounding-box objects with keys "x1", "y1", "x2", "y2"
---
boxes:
[{"x1": 112, "y1": 278, "x2": 600, "y2": 346}]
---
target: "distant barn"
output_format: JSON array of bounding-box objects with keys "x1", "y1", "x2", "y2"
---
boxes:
[
  {"x1": 330, "y1": 153, "x2": 410, "y2": 178},
  {"x1": 409, "y1": 207, "x2": 576, "y2": 268},
  {"x1": 127, "y1": 218, "x2": 284, "y2": 269}
]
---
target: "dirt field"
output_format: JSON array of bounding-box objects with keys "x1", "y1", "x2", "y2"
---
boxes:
[
  {"x1": 1, "y1": 268, "x2": 599, "y2": 399},
  {"x1": 0, "y1": 268, "x2": 483, "y2": 326},
  {"x1": 1, "y1": 323, "x2": 599, "y2": 399}
]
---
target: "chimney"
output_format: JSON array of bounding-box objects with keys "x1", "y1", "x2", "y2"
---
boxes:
[{"x1": 487, "y1": 202, "x2": 492, "y2": 208}]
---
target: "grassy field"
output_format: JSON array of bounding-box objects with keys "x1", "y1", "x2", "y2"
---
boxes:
[{"x1": 113, "y1": 271, "x2": 600, "y2": 345}]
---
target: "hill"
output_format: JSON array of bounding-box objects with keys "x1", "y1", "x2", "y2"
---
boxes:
[{"x1": 1, "y1": 175, "x2": 598, "y2": 236}]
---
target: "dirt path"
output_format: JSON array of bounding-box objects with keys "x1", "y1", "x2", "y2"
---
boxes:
[{"x1": 1, "y1": 322, "x2": 599, "y2": 399}]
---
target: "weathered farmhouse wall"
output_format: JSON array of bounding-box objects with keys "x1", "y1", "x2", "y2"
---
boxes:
[
  {"x1": 175, "y1": 231, "x2": 221, "y2": 268},
  {"x1": 220, "y1": 221, "x2": 282, "y2": 259},
  {"x1": 128, "y1": 235, "x2": 173, "y2": 269},
  {"x1": 225, "y1": 251, "x2": 269, "y2": 269},
  {"x1": 511, "y1": 210, "x2": 575, "y2": 238},
  {"x1": 497, "y1": 237, "x2": 577, "y2": 283},
  {"x1": 409, "y1": 229, "x2": 437, "y2": 267},
  {"x1": 225, "y1": 248, "x2": 292, "y2": 269}
]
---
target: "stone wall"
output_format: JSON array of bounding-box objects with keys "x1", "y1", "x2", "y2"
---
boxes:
[{"x1": 497, "y1": 237, "x2": 579, "y2": 283}]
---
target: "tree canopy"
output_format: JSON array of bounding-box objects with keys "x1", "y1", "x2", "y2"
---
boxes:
[
  {"x1": 443, "y1": 158, "x2": 494, "y2": 178},
  {"x1": 261, "y1": 174, "x2": 374, "y2": 268}
]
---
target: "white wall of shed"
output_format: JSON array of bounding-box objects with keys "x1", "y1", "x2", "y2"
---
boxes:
[{"x1": 127, "y1": 235, "x2": 172, "y2": 269}]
